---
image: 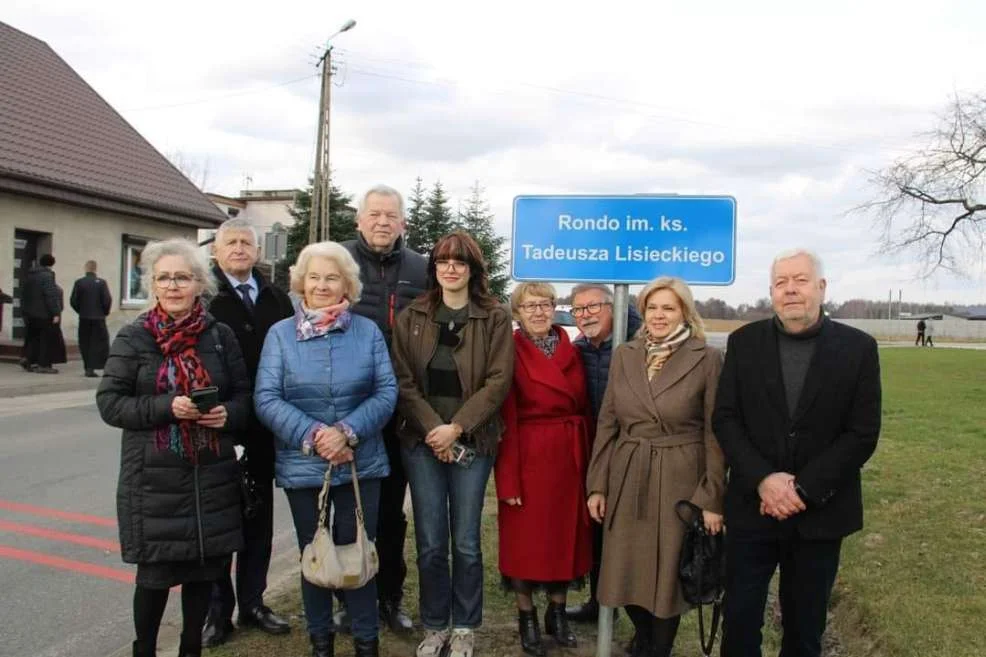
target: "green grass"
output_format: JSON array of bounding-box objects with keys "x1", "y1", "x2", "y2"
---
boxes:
[
  {"x1": 831, "y1": 347, "x2": 986, "y2": 657},
  {"x1": 209, "y1": 347, "x2": 986, "y2": 656}
]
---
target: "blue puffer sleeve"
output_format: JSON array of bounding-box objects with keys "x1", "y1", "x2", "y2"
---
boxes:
[{"x1": 254, "y1": 321, "x2": 320, "y2": 450}]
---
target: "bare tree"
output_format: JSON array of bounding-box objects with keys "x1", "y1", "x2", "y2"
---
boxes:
[
  {"x1": 167, "y1": 150, "x2": 212, "y2": 191},
  {"x1": 858, "y1": 92, "x2": 986, "y2": 276}
]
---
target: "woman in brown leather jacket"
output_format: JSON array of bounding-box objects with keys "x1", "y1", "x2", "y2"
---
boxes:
[{"x1": 391, "y1": 231, "x2": 514, "y2": 657}]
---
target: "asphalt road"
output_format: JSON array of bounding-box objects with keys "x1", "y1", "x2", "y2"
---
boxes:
[{"x1": 0, "y1": 391, "x2": 298, "y2": 657}]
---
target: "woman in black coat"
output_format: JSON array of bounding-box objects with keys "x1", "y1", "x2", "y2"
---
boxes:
[{"x1": 97, "y1": 238, "x2": 251, "y2": 657}]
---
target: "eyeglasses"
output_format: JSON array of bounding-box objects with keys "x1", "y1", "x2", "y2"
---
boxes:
[
  {"x1": 436, "y1": 260, "x2": 468, "y2": 273},
  {"x1": 571, "y1": 301, "x2": 612, "y2": 317},
  {"x1": 153, "y1": 273, "x2": 196, "y2": 289},
  {"x1": 518, "y1": 301, "x2": 555, "y2": 314}
]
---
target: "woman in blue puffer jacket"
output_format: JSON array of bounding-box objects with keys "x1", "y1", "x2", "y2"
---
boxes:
[{"x1": 254, "y1": 241, "x2": 397, "y2": 657}]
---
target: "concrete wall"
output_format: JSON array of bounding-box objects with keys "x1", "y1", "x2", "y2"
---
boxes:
[
  {"x1": 834, "y1": 317, "x2": 986, "y2": 340},
  {"x1": 0, "y1": 193, "x2": 198, "y2": 343}
]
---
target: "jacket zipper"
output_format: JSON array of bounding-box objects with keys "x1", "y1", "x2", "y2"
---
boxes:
[
  {"x1": 388, "y1": 292, "x2": 396, "y2": 329},
  {"x1": 193, "y1": 463, "x2": 205, "y2": 565}
]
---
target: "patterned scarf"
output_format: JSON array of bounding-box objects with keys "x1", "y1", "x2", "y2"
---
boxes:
[
  {"x1": 525, "y1": 328, "x2": 560, "y2": 358},
  {"x1": 295, "y1": 298, "x2": 351, "y2": 341},
  {"x1": 143, "y1": 302, "x2": 217, "y2": 462},
  {"x1": 645, "y1": 323, "x2": 692, "y2": 380}
]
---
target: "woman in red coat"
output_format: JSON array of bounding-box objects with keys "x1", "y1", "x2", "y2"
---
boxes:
[{"x1": 495, "y1": 282, "x2": 593, "y2": 657}]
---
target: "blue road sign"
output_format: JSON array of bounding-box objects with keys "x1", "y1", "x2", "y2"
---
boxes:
[{"x1": 511, "y1": 195, "x2": 736, "y2": 285}]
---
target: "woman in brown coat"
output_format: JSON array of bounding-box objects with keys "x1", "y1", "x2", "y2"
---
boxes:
[{"x1": 586, "y1": 276, "x2": 725, "y2": 657}]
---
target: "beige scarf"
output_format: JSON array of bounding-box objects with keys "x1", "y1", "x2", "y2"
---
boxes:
[{"x1": 645, "y1": 324, "x2": 692, "y2": 380}]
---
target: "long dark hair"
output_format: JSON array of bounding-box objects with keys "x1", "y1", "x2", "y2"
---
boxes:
[{"x1": 423, "y1": 231, "x2": 499, "y2": 311}]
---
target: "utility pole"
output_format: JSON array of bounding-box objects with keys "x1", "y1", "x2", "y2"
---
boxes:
[{"x1": 310, "y1": 19, "x2": 356, "y2": 245}]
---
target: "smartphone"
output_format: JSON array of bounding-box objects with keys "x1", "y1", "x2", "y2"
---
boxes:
[
  {"x1": 450, "y1": 441, "x2": 476, "y2": 468},
  {"x1": 189, "y1": 386, "x2": 219, "y2": 413}
]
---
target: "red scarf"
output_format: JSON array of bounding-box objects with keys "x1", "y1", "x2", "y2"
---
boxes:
[{"x1": 143, "y1": 302, "x2": 217, "y2": 462}]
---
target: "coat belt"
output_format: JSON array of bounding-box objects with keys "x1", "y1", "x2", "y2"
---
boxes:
[{"x1": 608, "y1": 430, "x2": 703, "y2": 528}]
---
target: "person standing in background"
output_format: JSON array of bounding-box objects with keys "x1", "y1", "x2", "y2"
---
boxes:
[{"x1": 70, "y1": 260, "x2": 112, "y2": 378}]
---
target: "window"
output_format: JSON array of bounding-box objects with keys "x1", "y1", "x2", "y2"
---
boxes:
[{"x1": 122, "y1": 237, "x2": 148, "y2": 306}]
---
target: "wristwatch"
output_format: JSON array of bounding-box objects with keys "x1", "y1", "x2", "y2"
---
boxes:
[{"x1": 335, "y1": 422, "x2": 359, "y2": 448}]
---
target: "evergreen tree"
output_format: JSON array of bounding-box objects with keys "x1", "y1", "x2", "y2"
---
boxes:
[
  {"x1": 458, "y1": 181, "x2": 509, "y2": 300},
  {"x1": 404, "y1": 177, "x2": 428, "y2": 253},
  {"x1": 275, "y1": 177, "x2": 355, "y2": 288},
  {"x1": 414, "y1": 180, "x2": 455, "y2": 255}
]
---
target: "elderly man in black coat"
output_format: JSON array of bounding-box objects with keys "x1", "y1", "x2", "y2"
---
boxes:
[
  {"x1": 70, "y1": 260, "x2": 112, "y2": 377},
  {"x1": 20, "y1": 253, "x2": 63, "y2": 374},
  {"x1": 713, "y1": 249, "x2": 881, "y2": 657},
  {"x1": 201, "y1": 218, "x2": 295, "y2": 647}
]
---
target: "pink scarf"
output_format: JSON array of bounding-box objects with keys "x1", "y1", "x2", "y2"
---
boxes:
[{"x1": 295, "y1": 298, "x2": 351, "y2": 341}]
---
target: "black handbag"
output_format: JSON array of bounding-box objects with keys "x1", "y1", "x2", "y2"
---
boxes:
[
  {"x1": 675, "y1": 500, "x2": 725, "y2": 657},
  {"x1": 239, "y1": 454, "x2": 262, "y2": 520}
]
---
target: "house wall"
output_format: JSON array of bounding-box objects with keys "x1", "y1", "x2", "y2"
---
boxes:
[
  {"x1": 834, "y1": 317, "x2": 986, "y2": 340},
  {"x1": 0, "y1": 192, "x2": 197, "y2": 343}
]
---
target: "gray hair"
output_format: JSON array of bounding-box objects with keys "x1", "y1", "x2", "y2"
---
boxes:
[
  {"x1": 770, "y1": 248, "x2": 825, "y2": 283},
  {"x1": 357, "y1": 184, "x2": 405, "y2": 218},
  {"x1": 289, "y1": 241, "x2": 363, "y2": 302},
  {"x1": 215, "y1": 217, "x2": 259, "y2": 245},
  {"x1": 571, "y1": 283, "x2": 614, "y2": 303},
  {"x1": 140, "y1": 238, "x2": 216, "y2": 309}
]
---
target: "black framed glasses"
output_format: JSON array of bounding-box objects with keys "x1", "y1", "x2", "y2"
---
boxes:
[{"x1": 571, "y1": 301, "x2": 612, "y2": 317}]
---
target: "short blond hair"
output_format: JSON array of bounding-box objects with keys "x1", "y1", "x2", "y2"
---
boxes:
[
  {"x1": 289, "y1": 241, "x2": 363, "y2": 302},
  {"x1": 637, "y1": 276, "x2": 706, "y2": 340},
  {"x1": 510, "y1": 282, "x2": 557, "y2": 320}
]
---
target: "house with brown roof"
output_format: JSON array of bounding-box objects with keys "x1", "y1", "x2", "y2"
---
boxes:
[{"x1": 0, "y1": 20, "x2": 226, "y2": 351}]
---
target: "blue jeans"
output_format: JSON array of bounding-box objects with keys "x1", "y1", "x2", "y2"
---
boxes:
[
  {"x1": 284, "y1": 479, "x2": 381, "y2": 641},
  {"x1": 402, "y1": 443, "x2": 493, "y2": 630}
]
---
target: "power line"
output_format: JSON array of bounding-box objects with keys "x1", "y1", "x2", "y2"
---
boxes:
[{"x1": 122, "y1": 74, "x2": 318, "y2": 112}]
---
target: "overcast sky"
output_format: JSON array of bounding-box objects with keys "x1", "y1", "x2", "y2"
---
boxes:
[{"x1": 7, "y1": 0, "x2": 986, "y2": 306}]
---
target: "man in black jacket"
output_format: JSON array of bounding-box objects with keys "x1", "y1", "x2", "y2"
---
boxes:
[
  {"x1": 202, "y1": 218, "x2": 295, "y2": 647},
  {"x1": 70, "y1": 260, "x2": 112, "y2": 377},
  {"x1": 340, "y1": 184, "x2": 427, "y2": 632},
  {"x1": 19, "y1": 253, "x2": 63, "y2": 374},
  {"x1": 712, "y1": 249, "x2": 881, "y2": 657},
  {"x1": 566, "y1": 283, "x2": 641, "y2": 623}
]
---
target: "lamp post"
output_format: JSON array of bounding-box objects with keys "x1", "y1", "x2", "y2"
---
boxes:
[{"x1": 310, "y1": 19, "x2": 356, "y2": 244}]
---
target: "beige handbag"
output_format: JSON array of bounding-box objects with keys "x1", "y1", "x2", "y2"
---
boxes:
[{"x1": 301, "y1": 463, "x2": 379, "y2": 589}]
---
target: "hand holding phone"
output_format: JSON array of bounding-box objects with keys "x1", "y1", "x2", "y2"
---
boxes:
[
  {"x1": 449, "y1": 441, "x2": 476, "y2": 468},
  {"x1": 189, "y1": 386, "x2": 219, "y2": 413}
]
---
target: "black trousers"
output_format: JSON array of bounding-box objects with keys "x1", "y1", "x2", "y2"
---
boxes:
[
  {"x1": 208, "y1": 476, "x2": 275, "y2": 620},
  {"x1": 22, "y1": 317, "x2": 53, "y2": 367},
  {"x1": 721, "y1": 531, "x2": 842, "y2": 657},
  {"x1": 375, "y1": 418, "x2": 408, "y2": 603},
  {"x1": 78, "y1": 318, "x2": 109, "y2": 370}
]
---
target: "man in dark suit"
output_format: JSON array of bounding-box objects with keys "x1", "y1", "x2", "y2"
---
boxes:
[
  {"x1": 70, "y1": 260, "x2": 112, "y2": 377},
  {"x1": 202, "y1": 218, "x2": 295, "y2": 647},
  {"x1": 713, "y1": 249, "x2": 881, "y2": 657}
]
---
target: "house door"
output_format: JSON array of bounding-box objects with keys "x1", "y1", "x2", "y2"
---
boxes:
[{"x1": 12, "y1": 229, "x2": 46, "y2": 341}]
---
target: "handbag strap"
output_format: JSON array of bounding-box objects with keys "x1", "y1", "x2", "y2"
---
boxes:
[{"x1": 315, "y1": 462, "x2": 369, "y2": 532}]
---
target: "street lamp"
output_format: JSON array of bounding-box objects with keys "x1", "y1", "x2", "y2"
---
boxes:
[{"x1": 310, "y1": 19, "x2": 357, "y2": 244}]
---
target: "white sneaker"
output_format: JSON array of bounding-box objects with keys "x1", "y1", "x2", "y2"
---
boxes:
[
  {"x1": 417, "y1": 628, "x2": 450, "y2": 657},
  {"x1": 448, "y1": 628, "x2": 475, "y2": 657}
]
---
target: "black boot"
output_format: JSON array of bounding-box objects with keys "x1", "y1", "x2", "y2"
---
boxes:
[
  {"x1": 176, "y1": 640, "x2": 201, "y2": 657},
  {"x1": 651, "y1": 616, "x2": 681, "y2": 657},
  {"x1": 544, "y1": 601, "x2": 577, "y2": 647},
  {"x1": 565, "y1": 598, "x2": 599, "y2": 622},
  {"x1": 132, "y1": 641, "x2": 154, "y2": 657},
  {"x1": 310, "y1": 632, "x2": 335, "y2": 657},
  {"x1": 353, "y1": 637, "x2": 380, "y2": 657},
  {"x1": 518, "y1": 607, "x2": 546, "y2": 657}
]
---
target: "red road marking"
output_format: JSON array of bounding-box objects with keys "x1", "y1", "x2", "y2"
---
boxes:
[
  {"x1": 0, "y1": 500, "x2": 116, "y2": 527},
  {"x1": 0, "y1": 544, "x2": 134, "y2": 584},
  {"x1": 0, "y1": 519, "x2": 119, "y2": 552}
]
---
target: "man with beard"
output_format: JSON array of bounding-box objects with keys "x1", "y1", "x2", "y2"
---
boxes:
[{"x1": 565, "y1": 283, "x2": 641, "y2": 625}]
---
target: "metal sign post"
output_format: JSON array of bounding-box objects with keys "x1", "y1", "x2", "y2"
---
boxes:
[{"x1": 510, "y1": 193, "x2": 737, "y2": 657}]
